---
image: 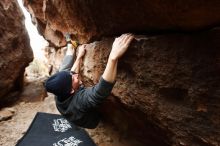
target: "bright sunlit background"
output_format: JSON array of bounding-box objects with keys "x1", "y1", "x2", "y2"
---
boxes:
[{"x1": 17, "y1": 0, "x2": 48, "y2": 60}]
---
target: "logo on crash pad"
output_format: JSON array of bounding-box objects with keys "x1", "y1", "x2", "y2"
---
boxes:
[
  {"x1": 53, "y1": 136, "x2": 82, "y2": 146},
  {"x1": 52, "y1": 118, "x2": 72, "y2": 132}
]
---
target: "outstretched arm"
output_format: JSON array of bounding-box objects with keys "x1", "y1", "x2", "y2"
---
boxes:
[
  {"x1": 71, "y1": 45, "x2": 86, "y2": 73},
  {"x1": 102, "y1": 33, "x2": 134, "y2": 83},
  {"x1": 75, "y1": 34, "x2": 134, "y2": 111}
]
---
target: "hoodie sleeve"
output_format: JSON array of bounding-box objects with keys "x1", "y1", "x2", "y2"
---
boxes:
[{"x1": 76, "y1": 77, "x2": 115, "y2": 112}]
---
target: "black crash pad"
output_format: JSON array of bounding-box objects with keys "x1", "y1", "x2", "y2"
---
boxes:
[{"x1": 16, "y1": 112, "x2": 96, "y2": 146}]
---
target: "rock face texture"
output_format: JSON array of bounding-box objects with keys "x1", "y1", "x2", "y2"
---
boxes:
[
  {"x1": 0, "y1": 0, "x2": 33, "y2": 105},
  {"x1": 23, "y1": 0, "x2": 220, "y2": 44},
  {"x1": 81, "y1": 30, "x2": 220, "y2": 146},
  {"x1": 22, "y1": 0, "x2": 220, "y2": 146}
]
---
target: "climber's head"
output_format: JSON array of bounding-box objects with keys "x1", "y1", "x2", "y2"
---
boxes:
[{"x1": 44, "y1": 71, "x2": 81, "y2": 97}]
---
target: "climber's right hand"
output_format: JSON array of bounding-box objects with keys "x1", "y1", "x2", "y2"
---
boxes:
[{"x1": 109, "y1": 33, "x2": 134, "y2": 60}]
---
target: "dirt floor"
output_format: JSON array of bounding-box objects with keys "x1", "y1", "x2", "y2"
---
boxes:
[{"x1": 0, "y1": 94, "x2": 143, "y2": 146}]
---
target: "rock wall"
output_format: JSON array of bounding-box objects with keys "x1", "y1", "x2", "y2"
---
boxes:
[
  {"x1": 81, "y1": 30, "x2": 220, "y2": 146},
  {"x1": 0, "y1": 0, "x2": 33, "y2": 105},
  {"x1": 23, "y1": 0, "x2": 220, "y2": 44}
]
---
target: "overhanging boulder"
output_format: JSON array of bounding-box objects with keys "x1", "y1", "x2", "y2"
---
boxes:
[
  {"x1": 81, "y1": 29, "x2": 220, "y2": 146},
  {"x1": 23, "y1": 0, "x2": 220, "y2": 44}
]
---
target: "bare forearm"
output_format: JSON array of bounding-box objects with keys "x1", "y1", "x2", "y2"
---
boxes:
[
  {"x1": 102, "y1": 58, "x2": 118, "y2": 83},
  {"x1": 71, "y1": 58, "x2": 82, "y2": 73},
  {"x1": 102, "y1": 33, "x2": 133, "y2": 83},
  {"x1": 71, "y1": 45, "x2": 86, "y2": 73}
]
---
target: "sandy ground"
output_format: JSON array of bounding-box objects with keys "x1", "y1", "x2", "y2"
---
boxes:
[{"x1": 0, "y1": 94, "x2": 142, "y2": 146}]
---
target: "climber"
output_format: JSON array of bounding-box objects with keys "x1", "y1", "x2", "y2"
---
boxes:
[{"x1": 44, "y1": 33, "x2": 134, "y2": 129}]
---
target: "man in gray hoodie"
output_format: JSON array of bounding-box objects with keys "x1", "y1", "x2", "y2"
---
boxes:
[{"x1": 45, "y1": 33, "x2": 134, "y2": 129}]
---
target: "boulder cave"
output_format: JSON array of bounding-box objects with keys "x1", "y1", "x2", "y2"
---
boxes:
[{"x1": 0, "y1": 0, "x2": 220, "y2": 146}]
